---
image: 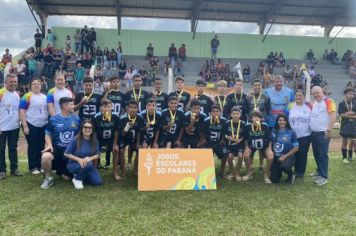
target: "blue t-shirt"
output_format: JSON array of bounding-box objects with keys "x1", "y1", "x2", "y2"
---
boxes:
[
  {"x1": 270, "y1": 128, "x2": 298, "y2": 158},
  {"x1": 45, "y1": 114, "x2": 80, "y2": 149},
  {"x1": 264, "y1": 87, "x2": 294, "y2": 127},
  {"x1": 65, "y1": 138, "x2": 99, "y2": 164}
]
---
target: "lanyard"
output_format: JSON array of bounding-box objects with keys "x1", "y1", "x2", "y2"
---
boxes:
[
  {"x1": 217, "y1": 95, "x2": 226, "y2": 110},
  {"x1": 345, "y1": 100, "x2": 353, "y2": 112},
  {"x1": 146, "y1": 111, "x2": 156, "y2": 125},
  {"x1": 176, "y1": 90, "x2": 184, "y2": 100},
  {"x1": 133, "y1": 88, "x2": 142, "y2": 101},
  {"x1": 169, "y1": 109, "x2": 176, "y2": 123},
  {"x1": 253, "y1": 92, "x2": 262, "y2": 111},
  {"x1": 251, "y1": 122, "x2": 262, "y2": 133},
  {"x1": 128, "y1": 114, "x2": 137, "y2": 124},
  {"x1": 231, "y1": 120, "x2": 241, "y2": 141},
  {"x1": 234, "y1": 92, "x2": 243, "y2": 105}
]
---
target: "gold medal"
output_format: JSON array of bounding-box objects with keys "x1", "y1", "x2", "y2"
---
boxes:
[
  {"x1": 231, "y1": 120, "x2": 241, "y2": 142},
  {"x1": 176, "y1": 90, "x2": 184, "y2": 101},
  {"x1": 128, "y1": 114, "x2": 137, "y2": 124},
  {"x1": 169, "y1": 108, "x2": 176, "y2": 124},
  {"x1": 210, "y1": 115, "x2": 220, "y2": 124},
  {"x1": 146, "y1": 111, "x2": 156, "y2": 126}
]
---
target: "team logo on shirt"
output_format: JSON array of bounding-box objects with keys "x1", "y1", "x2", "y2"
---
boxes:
[
  {"x1": 273, "y1": 143, "x2": 284, "y2": 154},
  {"x1": 59, "y1": 131, "x2": 74, "y2": 144},
  {"x1": 284, "y1": 96, "x2": 289, "y2": 102},
  {"x1": 71, "y1": 122, "x2": 78, "y2": 128}
]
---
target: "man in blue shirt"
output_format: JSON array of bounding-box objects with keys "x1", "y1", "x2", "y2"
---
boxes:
[
  {"x1": 264, "y1": 75, "x2": 294, "y2": 128},
  {"x1": 40, "y1": 97, "x2": 80, "y2": 189}
]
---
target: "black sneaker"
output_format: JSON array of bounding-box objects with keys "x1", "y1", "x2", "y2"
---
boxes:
[
  {"x1": 286, "y1": 174, "x2": 296, "y2": 185},
  {"x1": 104, "y1": 164, "x2": 110, "y2": 169},
  {"x1": 10, "y1": 169, "x2": 23, "y2": 177}
]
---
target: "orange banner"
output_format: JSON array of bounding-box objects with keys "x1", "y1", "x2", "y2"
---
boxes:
[{"x1": 138, "y1": 149, "x2": 217, "y2": 191}]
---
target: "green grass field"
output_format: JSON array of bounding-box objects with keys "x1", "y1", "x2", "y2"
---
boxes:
[{"x1": 1, "y1": 153, "x2": 356, "y2": 236}]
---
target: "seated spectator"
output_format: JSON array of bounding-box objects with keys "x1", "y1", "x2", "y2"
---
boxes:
[
  {"x1": 65, "y1": 35, "x2": 71, "y2": 52},
  {"x1": 323, "y1": 49, "x2": 329, "y2": 61},
  {"x1": 242, "y1": 64, "x2": 251, "y2": 82},
  {"x1": 65, "y1": 63, "x2": 75, "y2": 91},
  {"x1": 284, "y1": 64, "x2": 293, "y2": 81},
  {"x1": 278, "y1": 52, "x2": 285, "y2": 66},
  {"x1": 146, "y1": 43, "x2": 154, "y2": 60},
  {"x1": 216, "y1": 58, "x2": 224, "y2": 76},
  {"x1": 150, "y1": 56, "x2": 159, "y2": 73},
  {"x1": 266, "y1": 52, "x2": 275, "y2": 67},
  {"x1": 306, "y1": 49, "x2": 317, "y2": 64},
  {"x1": 73, "y1": 29, "x2": 82, "y2": 53},
  {"x1": 328, "y1": 49, "x2": 341, "y2": 65},
  {"x1": 138, "y1": 66, "x2": 149, "y2": 86},
  {"x1": 178, "y1": 44, "x2": 186, "y2": 61},
  {"x1": 116, "y1": 48, "x2": 123, "y2": 64},
  {"x1": 174, "y1": 58, "x2": 184, "y2": 77},
  {"x1": 308, "y1": 66, "x2": 316, "y2": 78},
  {"x1": 95, "y1": 47, "x2": 104, "y2": 65},
  {"x1": 16, "y1": 59, "x2": 28, "y2": 94},
  {"x1": 118, "y1": 59, "x2": 127, "y2": 79},
  {"x1": 103, "y1": 64, "x2": 114, "y2": 79},
  {"x1": 168, "y1": 43, "x2": 177, "y2": 64},
  {"x1": 164, "y1": 57, "x2": 171, "y2": 75},
  {"x1": 103, "y1": 47, "x2": 110, "y2": 65},
  {"x1": 1, "y1": 48, "x2": 12, "y2": 64},
  {"x1": 124, "y1": 67, "x2": 134, "y2": 89},
  {"x1": 109, "y1": 49, "x2": 117, "y2": 68}
]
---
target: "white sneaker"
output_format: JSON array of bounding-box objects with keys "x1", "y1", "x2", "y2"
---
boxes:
[
  {"x1": 31, "y1": 169, "x2": 41, "y2": 175},
  {"x1": 309, "y1": 172, "x2": 319, "y2": 177},
  {"x1": 315, "y1": 177, "x2": 328, "y2": 186},
  {"x1": 343, "y1": 159, "x2": 350, "y2": 164},
  {"x1": 72, "y1": 177, "x2": 84, "y2": 189},
  {"x1": 264, "y1": 176, "x2": 272, "y2": 184}
]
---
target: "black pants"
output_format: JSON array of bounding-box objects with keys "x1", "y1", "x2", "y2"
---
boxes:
[
  {"x1": 24, "y1": 123, "x2": 45, "y2": 171},
  {"x1": 294, "y1": 135, "x2": 311, "y2": 176},
  {"x1": 0, "y1": 129, "x2": 19, "y2": 172},
  {"x1": 270, "y1": 155, "x2": 295, "y2": 183}
]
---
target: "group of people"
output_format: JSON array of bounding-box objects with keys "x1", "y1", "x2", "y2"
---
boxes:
[{"x1": 0, "y1": 70, "x2": 344, "y2": 191}]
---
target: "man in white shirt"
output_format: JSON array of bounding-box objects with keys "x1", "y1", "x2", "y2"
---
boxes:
[
  {"x1": 309, "y1": 86, "x2": 337, "y2": 186},
  {"x1": 0, "y1": 74, "x2": 23, "y2": 179}
]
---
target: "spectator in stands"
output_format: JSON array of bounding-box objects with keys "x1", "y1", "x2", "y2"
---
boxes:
[
  {"x1": 178, "y1": 44, "x2": 186, "y2": 61},
  {"x1": 46, "y1": 29, "x2": 56, "y2": 48},
  {"x1": 0, "y1": 74, "x2": 23, "y2": 180},
  {"x1": 217, "y1": 59, "x2": 224, "y2": 77},
  {"x1": 266, "y1": 52, "x2": 275, "y2": 67},
  {"x1": 308, "y1": 66, "x2": 316, "y2": 78},
  {"x1": 27, "y1": 55, "x2": 37, "y2": 80},
  {"x1": 81, "y1": 25, "x2": 89, "y2": 53},
  {"x1": 164, "y1": 57, "x2": 171, "y2": 75},
  {"x1": 95, "y1": 47, "x2": 104, "y2": 65},
  {"x1": 284, "y1": 64, "x2": 293, "y2": 81},
  {"x1": 309, "y1": 86, "x2": 336, "y2": 186},
  {"x1": 1, "y1": 48, "x2": 12, "y2": 65},
  {"x1": 146, "y1": 43, "x2": 154, "y2": 60},
  {"x1": 16, "y1": 59, "x2": 28, "y2": 94},
  {"x1": 74, "y1": 62, "x2": 85, "y2": 93},
  {"x1": 278, "y1": 52, "x2": 285, "y2": 66},
  {"x1": 109, "y1": 49, "x2": 117, "y2": 68},
  {"x1": 88, "y1": 27, "x2": 96, "y2": 53},
  {"x1": 168, "y1": 43, "x2": 178, "y2": 65},
  {"x1": 138, "y1": 66, "x2": 149, "y2": 86},
  {"x1": 124, "y1": 67, "x2": 135, "y2": 90},
  {"x1": 210, "y1": 35, "x2": 219, "y2": 59},
  {"x1": 116, "y1": 48, "x2": 123, "y2": 65},
  {"x1": 64, "y1": 62, "x2": 75, "y2": 91},
  {"x1": 118, "y1": 59, "x2": 127, "y2": 79},
  {"x1": 34, "y1": 28, "x2": 43, "y2": 49},
  {"x1": 65, "y1": 35, "x2": 71, "y2": 52},
  {"x1": 306, "y1": 49, "x2": 317, "y2": 64},
  {"x1": 174, "y1": 58, "x2": 184, "y2": 77},
  {"x1": 242, "y1": 64, "x2": 251, "y2": 82},
  {"x1": 328, "y1": 49, "x2": 341, "y2": 65},
  {"x1": 73, "y1": 29, "x2": 81, "y2": 53},
  {"x1": 34, "y1": 47, "x2": 43, "y2": 62}
]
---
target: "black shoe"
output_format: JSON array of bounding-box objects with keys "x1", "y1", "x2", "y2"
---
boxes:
[
  {"x1": 286, "y1": 174, "x2": 295, "y2": 184},
  {"x1": 104, "y1": 164, "x2": 110, "y2": 169},
  {"x1": 10, "y1": 169, "x2": 23, "y2": 177}
]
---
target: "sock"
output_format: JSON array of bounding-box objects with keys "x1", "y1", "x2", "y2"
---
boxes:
[
  {"x1": 348, "y1": 150, "x2": 353, "y2": 160},
  {"x1": 341, "y1": 149, "x2": 347, "y2": 159}
]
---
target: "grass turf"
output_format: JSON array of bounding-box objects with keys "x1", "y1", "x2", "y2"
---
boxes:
[{"x1": 0, "y1": 153, "x2": 356, "y2": 236}]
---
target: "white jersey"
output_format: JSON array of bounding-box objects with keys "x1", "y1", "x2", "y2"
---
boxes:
[
  {"x1": 47, "y1": 87, "x2": 73, "y2": 114},
  {"x1": 287, "y1": 102, "x2": 312, "y2": 138},
  {"x1": 0, "y1": 88, "x2": 20, "y2": 131},
  {"x1": 19, "y1": 92, "x2": 48, "y2": 127}
]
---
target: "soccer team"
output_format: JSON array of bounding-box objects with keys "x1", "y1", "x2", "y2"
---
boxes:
[{"x1": 0, "y1": 73, "x2": 339, "y2": 189}]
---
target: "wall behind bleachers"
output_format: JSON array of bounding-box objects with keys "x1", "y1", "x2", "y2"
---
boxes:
[{"x1": 53, "y1": 27, "x2": 356, "y2": 59}]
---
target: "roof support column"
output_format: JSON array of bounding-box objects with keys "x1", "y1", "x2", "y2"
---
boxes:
[
  {"x1": 324, "y1": 25, "x2": 334, "y2": 37},
  {"x1": 190, "y1": 0, "x2": 203, "y2": 39},
  {"x1": 258, "y1": 20, "x2": 267, "y2": 34},
  {"x1": 115, "y1": 0, "x2": 121, "y2": 35},
  {"x1": 39, "y1": 12, "x2": 48, "y2": 38}
]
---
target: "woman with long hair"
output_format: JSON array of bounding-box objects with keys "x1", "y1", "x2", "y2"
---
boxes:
[
  {"x1": 269, "y1": 114, "x2": 299, "y2": 184},
  {"x1": 64, "y1": 120, "x2": 102, "y2": 189}
]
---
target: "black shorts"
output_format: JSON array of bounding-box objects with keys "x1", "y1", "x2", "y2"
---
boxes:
[
  {"x1": 99, "y1": 140, "x2": 114, "y2": 153},
  {"x1": 182, "y1": 137, "x2": 199, "y2": 148},
  {"x1": 159, "y1": 135, "x2": 179, "y2": 148},
  {"x1": 250, "y1": 147, "x2": 268, "y2": 158},
  {"x1": 51, "y1": 146, "x2": 72, "y2": 177},
  {"x1": 207, "y1": 142, "x2": 228, "y2": 160},
  {"x1": 227, "y1": 143, "x2": 244, "y2": 155},
  {"x1": 340, "y1": 122, "x2": 356, "y2": 139}
]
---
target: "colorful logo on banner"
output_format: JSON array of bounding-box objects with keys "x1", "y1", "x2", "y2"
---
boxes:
[{"x1": 138, "y1": 149, "x2": 217, "y2": 191}]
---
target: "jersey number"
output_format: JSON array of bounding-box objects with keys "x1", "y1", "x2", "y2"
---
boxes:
[
  {"x1": 169, "y1": 124, "x2": 177, "y2": 134},
  {"x1": 83, "y1": 105, "x2": 97, "y2": 116},
  {"x1": 252, "y1": 139, "x2": 264, "y2": 149},
  {"x1": 112, "y1": 103, "x2": 121, "y2": 114},
  {"x1": 103, "y1": 130, "x2": 111, "y2": 139}
]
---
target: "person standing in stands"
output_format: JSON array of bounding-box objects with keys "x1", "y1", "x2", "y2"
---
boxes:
[
  {"x1": 178, "y1": 44, "x2": 186, "y2": 62},
  {"x1": 40, "y1": 97, "x2": 80, "y2": 189},
  {"x1": 0, "y1": 74, "x2": 22, "y2": 180},
  {"x1": 46, "y1": 29, "x2": 56, "y2": 48},
  {"x1": 264, "y1": 75, "x2": 294, "y2": 128},
  {"x1": 34, "y1": 28, "x2": 43, "y2": 49},
  {"x1": 210, "y1": 35, "x2": 220, "y2": 59},
  {"x1": 65, "y1": 120, "x2": 103, "y2": 189},
  {"x1": 19, "y1": 79, "x2": 48, "y2": 175},
  {"x1": 338, "y1": 87, "x2": 356, "y2": 164},
  {"x1": 74, "y1": 62, "x2": 85, "y2": 94},
  {"x1": 47, "y1": 74, "x2": 73, "y2": 116},
  {"x1": 309, "y1": 86, "x2": 336, "y2": 186},
  {"x1": 286, "y1": 89, "x2": 312, "y2": 178},
  {"x1": 168, "y1": 43, "x2": 178, "y2": 66}
]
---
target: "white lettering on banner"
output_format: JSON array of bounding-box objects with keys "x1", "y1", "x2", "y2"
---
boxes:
[{"x1": 153, "y1": 153, "x2": 198, "y2": 175}]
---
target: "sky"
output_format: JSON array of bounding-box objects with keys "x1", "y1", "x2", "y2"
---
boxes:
[{"x1": 1, "y1": 0, "x2": 356, "y2": 56}]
